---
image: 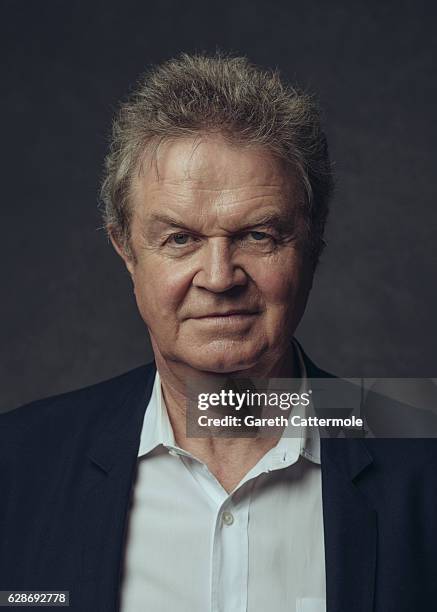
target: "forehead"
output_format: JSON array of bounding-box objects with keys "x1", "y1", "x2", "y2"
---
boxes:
[{"x1": 131, "y1": 134, "x2": 300, "y2": 222}]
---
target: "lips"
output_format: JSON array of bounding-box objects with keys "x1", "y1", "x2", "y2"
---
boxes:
[{"x1": 193, "y1": 310, "x2": 258, "y2": 318}]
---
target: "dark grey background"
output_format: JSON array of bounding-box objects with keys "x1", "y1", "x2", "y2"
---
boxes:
[{"x1": 1, "y1": 0, "x2": 436, "y2": 412}]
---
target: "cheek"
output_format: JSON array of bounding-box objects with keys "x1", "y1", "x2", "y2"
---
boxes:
[
  {"x1": 249, "y1": 257, "x2": 301, "y2": 305},
  {"x1": 247, "y1": 253, "x2": 312, "y2": 335},
  {"x1": 133, "y1": 260, "x2": 192, "y2": 320}
]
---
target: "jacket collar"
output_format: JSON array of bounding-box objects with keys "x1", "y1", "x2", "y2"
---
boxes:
[
  {"x1": 297, "y1": 338, "x2": 374, "y2": 480},
  {"x1": 87, "y1": 362, "x2": 157, "y2": 474}
]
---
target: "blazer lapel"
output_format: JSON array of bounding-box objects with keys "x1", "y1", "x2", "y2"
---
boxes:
[
  {"x1": 77, "y1": 363, "x2": 156, "y2": 612},
  {"x1": 299, "y1": 343, "x2": 377, "y2": 612}
]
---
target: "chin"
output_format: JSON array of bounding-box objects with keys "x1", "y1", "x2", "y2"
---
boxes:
[{"x1": 181, "y1": 343, "x2": 265, "y2": 375}]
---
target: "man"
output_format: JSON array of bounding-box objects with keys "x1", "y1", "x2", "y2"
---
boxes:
[{"x1": 1, "y1": 53, "x2": 436, "y2": 612}]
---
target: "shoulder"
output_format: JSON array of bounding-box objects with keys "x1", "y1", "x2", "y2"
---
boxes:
[
  {"x1": 297, "y1": 341, "x2": 437, "y2": 464},
  {"x1": 0, "y1": 362, "x2": 156, "y2": 453}
]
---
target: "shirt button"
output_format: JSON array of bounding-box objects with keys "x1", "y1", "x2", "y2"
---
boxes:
[
  {"x1": 222, "y1": 511, "x2": 234, "y2": 526},
  {"x1": 168, "y1": 449, "x2": 178, "y2": 457}
]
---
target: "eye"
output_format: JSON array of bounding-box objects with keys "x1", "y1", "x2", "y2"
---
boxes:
[
  {"x1": 169, "y1": 232, "x2": 191, "y2": 245},
  {"x1": 249, "y1": 231, "x2": 269, "y2": 241},
  {"x1": 237, "y1": 230, "x2": 277, "y2": 252}
]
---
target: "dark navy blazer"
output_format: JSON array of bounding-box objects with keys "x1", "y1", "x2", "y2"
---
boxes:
[{"x1": 1, "y1": 351, "x2": 436, "y2": 611}]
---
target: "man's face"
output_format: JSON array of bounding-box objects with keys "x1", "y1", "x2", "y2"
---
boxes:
[{"x1": 115, "y1": 134, "x2": 314, "y2": 374}]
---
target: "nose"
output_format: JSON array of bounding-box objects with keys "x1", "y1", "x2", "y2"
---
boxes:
[{"x1": 192, "y1": 237, "x2": 247, "y2": 293}]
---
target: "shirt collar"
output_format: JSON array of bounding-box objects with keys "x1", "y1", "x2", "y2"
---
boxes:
[
  {"x1": 247, "y1": 340, "x2": 320, "y2": 472},
  {"x1": 137, "y1": 369, "x2": 174, "y2": 456},
  {"x1": 138, "y1": 338, "x2": 320, "y2": 466}
]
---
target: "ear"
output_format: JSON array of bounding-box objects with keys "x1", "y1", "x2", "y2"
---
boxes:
[{"x1": 108, "y1": 228, "x2": 136, "y2": 277}]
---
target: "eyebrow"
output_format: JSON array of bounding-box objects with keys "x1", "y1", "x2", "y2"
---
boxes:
[
  {"x1": 146, "y1": 211, "x2": 294, "y2": 232},
  {"x1": 147, "y1": 213, "x2": 198, "y2": 232}
]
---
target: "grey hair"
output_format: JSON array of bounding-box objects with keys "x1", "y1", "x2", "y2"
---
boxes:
[{"x1": 100, "y1": 52, "x2": 334, "y2": 266}]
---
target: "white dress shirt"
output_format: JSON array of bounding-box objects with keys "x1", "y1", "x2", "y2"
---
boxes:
[{"x1": 120, "y1": 341, "x2": 326, "y2": 612}]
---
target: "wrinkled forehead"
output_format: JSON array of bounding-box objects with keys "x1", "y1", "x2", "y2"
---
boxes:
[{"x1": 131, "y1": 134, "x2": 301, "y2": 207}]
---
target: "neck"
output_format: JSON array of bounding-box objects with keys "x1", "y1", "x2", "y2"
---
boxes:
[{"x1": 152, "y1": 341, "x2": 301, "y2": 492}]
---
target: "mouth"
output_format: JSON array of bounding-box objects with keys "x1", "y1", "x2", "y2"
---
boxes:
[
  {"x1": 193, "y1": 310, "x2": 260, "y2": 319},
  {"x1": 189, "y1": 311, "x2": 260, "y2": 327}
]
